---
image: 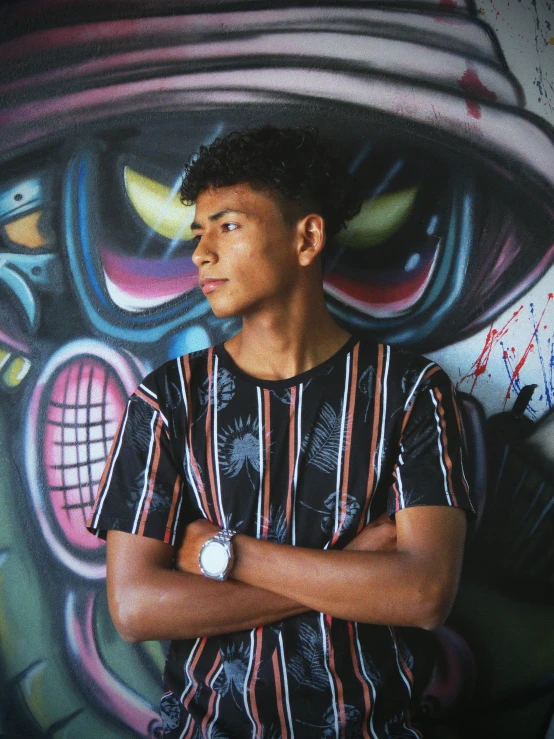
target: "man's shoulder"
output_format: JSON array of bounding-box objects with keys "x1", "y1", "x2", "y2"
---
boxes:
[
  {"x1": 137, "y1": 346, "x2": 213, "y2": 399},
  {"x1": 356, "y1": 336, "x2": 436, "y2": 374},
  {"x1": 355, "y1": 337, "x2": 452, "y2": 398}
]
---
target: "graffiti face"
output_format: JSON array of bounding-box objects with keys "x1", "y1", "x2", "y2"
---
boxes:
[
  {"x1": 1, "y1": 111, "x2": 552, "y2": 358},
  {"x1": 0, "y1": 1, "x2": 552, "y2": 736}
]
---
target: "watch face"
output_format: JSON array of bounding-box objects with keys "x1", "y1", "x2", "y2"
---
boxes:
[{"x1": 200, "y1": 541, "x2": 228, "y2": 577}]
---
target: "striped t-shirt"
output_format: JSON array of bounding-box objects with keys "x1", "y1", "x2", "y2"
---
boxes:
[{"x1": 88, "y1": 335, "x2": 474, "y2": 738}]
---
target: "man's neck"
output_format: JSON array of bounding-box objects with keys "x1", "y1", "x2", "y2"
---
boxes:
[{"x1": 223, "y1": 286, "x2": 352, "y2": 382}]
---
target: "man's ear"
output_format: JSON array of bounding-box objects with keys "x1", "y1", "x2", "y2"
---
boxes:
[{"x1": 297, "y1": 214, "x2": 326, "y2": 266}]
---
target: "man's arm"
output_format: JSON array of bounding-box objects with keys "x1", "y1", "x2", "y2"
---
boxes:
[
  {"x1": 106, "y1": 531, "x2": 307, "y2": 642},
  {"x1": 106, "y1": 512, "x2": 397, "y2": 642},
  {"x1": 179, "y1": 505, "x2": 467, "y2": 630}
]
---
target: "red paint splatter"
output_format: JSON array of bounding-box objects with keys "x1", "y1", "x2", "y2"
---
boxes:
[
  {"x1": 504, "y1": 343, "x2": 535, "y2": 406},
  {"x1": 457, "y1": 305, "x2": 524, "y2": 393},
  {"x1": 458, "y1": 66, "x2": 498, "y2": 119},
  {"x1": 439, "y1": 0, "x2": 457, "y2": 6},
  {"x1": 503, "y1": 295, "x2": 553, "y2": 407}
]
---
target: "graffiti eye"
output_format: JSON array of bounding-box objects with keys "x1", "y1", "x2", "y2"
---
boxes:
[
  {"x1": 124, "y1": 166, "x2": 194, "y2": 242},
  {"x1": 3, "y1": 210, "x2": 54, "y2": 249},
  {"x1": 338, "y1": 187, "x2": 419, "y2": 250}
]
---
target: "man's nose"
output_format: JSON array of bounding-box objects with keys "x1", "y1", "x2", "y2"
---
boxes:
[{"x1": 191, "y1": 236, "x2": 217, "y2": 267}]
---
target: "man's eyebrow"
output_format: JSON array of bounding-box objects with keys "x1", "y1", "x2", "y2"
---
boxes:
[{"x1": 190, "y1": 209, "x2": 246, "y2": 230}]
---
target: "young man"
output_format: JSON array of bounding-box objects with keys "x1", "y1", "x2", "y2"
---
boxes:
[{"x1": 88, "y1": 126, "x2": 473, "y2": 738}]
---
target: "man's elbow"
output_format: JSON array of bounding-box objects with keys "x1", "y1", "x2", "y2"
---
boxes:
[
  {"x1": 413, "y1": 575, "x2": 457, "y2": 631},
  {"x1": 109, "y1": 586, "x2": 146, "y2": 643}
]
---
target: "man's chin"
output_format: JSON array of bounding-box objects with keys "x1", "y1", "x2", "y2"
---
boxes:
[{"x1": 207, "y1": 301, "x2": 242, "y2": 320}]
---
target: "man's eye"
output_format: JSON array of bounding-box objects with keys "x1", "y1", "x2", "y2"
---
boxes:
[
  {"x1": 194, "y1": 234, "x2": 202, "y2": 242},
  {"x1": 223, "y1": 223, "x2": 238, "y2": 232}
]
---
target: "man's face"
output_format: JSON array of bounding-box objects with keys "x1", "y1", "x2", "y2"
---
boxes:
[{"x1": 191, "y1": 183, "x2": 303, "y2": 319}]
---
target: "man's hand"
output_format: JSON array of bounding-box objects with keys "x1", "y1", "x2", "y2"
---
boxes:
[{"x1": 175, "y1": 518, "x2": 221, "y2": 574}]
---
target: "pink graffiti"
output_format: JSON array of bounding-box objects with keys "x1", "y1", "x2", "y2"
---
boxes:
[
  {"x1": 44, "y1": 356, "x2": 129, "y2": 551},
  {"x1": 458, "y1": 66, "x2": 498, "y2": 119},
  {"x1": 65, "y1": 590, "x2": 162, "y2": 738}
]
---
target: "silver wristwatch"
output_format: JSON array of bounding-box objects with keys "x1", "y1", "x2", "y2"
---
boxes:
[{"x1": 198, "y1": 529, "x2": 237, "y2": 580}]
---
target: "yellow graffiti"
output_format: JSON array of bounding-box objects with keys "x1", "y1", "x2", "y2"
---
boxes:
[
  {"x1": 4, "y1": 211, "x2": 48, "y2": 248},
  {"x1": 3, "y1": 356, "x2": 31, "y2": 388},
  {"x1": 124, "y1": 167, "x2": 195, "y2": 241},
  {"x1": 338, "y1": 187, "x2": 418, "y2": 249}
]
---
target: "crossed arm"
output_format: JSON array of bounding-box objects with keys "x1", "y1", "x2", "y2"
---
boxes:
[{"x1": 106, "y1": 505, "x2": 466, "y2": 643}]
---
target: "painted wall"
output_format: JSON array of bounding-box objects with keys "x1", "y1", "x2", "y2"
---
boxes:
[{"x1": 0, "y1": 1, "x2": 552, "y2": 737}]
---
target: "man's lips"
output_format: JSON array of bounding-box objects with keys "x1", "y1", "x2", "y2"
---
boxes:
[{"x1": 199, "y1": 278, "x2": 228, "y2": 295}]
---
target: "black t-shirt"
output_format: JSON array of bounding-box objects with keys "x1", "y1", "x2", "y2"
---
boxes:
[{"x1": 88, "y1": 335, "x2": 474, "y2": 738}]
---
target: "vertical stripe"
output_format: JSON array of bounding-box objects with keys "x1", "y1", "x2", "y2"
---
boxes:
[
  {"x1": 177, "y1": 356, "x2": 205, "y2": 517},
  {"x1": 326, "y1": 614, "x2": 347, "y2": 738},
  {"x1": 179, "y1": 637, "x2": 205, "y2": 739},
  {"x1": 272, "y1": 649, "x2": 289, "y2": 739},
  {"x1": 205, "y1": 347, "x2": 223, "y2": 526},
  {"x1": 360, "y1": 344, "x2": 383, "y2": 529},
  {"x1": 90, "y1": 401, "x2": 130, "y2": 527},
  {"x1": 285, "y1": 386, "x2": 297, "y2": 539},
  {"x1": 354, "y1": 623, "x2": 379, "y2": 739},
  {"x1": 450, "y1": 387, "x2": 471, "y2": 497},
  {"x1": 319, "y1": 612, "x2": 340, "y2": 739},
  {"x1": 208, "y1": 663, "x2": 224, "y2": 739},
  {"x1": 243, "y1": 629, "x2": 257, "y2": 738},
  {"x1": 132, "y1": 411, "x2": 157, "y2": 533},
  {"x1": 164, "y1": 476, "x2": 183, "y2": 544},
  {"x1": 183, "y1": 355, "x2": 212, "y2": 520},
  {"x1": 434, "y1": 387, "x2": 457, "y2": 505},
  {"x1": 331, "y1": 351, "x2": 351, "y2": 545},
  {"x1": 389, "y1": 627, "x2": 421, "y2": 739},
  {"x1": 331, "y1": 345, "x2": 359, "y2": 546},
  {"x1": 376, "y1": 345, "x2": 390, "y2": 488},
  {"x1": 213, "y1": 353, "x2": 226, "y2": 525},
  {"x1": 137, "y1": 414, "x2": 163, "y2": 535},
  {"x1": 248, "y1": 627, "x2": 264, "y2": 737},
  {"x1": 201, "y1": 653, "x2": 223, "y2": 737},
  {"x1": 256, "y1": 387, "x2": 264, "y2": 539},
  {"x1": 393, "y1": 444, "x2": 406, "y2": 511},
  {"x1": 291, "y1": 383, "x2": 303, "y2": 546},
  {"x1": 430, "y1": 389, "x2": 454, "y2": 506},
  {"x1": 278, "y1": 631, "x2": 295, "y2": 739},
  {"x1": 347, "y1": 622, "x2": 371, "y2": 739},
  {"x1": 262, "y1": 388, "x2": 271, "y2": 538}
]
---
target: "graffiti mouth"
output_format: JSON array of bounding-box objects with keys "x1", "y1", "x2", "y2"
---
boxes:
[
  {"x1": 324, "y1": 242, "x2": 439, "y2": 317},
  {"x1": 99, "y1": 246, "x2": 199, "y2": 312}
]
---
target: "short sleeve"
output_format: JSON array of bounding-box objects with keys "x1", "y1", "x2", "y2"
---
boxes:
[
  {"x1": 86, "y1": 390, "x2": 184, "y2": 545},
  {"x1": 388, "y1": 366, "x2": 475, "y2": 518}
]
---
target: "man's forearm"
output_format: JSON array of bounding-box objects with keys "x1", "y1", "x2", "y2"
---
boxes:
[
  {"x1": 106, "y1": 531, "x2": 308, "y2": 642},
  {"x1": 228, "y1": 507, "x2": 466, "y2": 630},
  {"x1": 232, "y1": 538, "x2": 438, "y2": 627},
  {"x1": 121, "y1": 570, "x2": 308, "y2": 642}
]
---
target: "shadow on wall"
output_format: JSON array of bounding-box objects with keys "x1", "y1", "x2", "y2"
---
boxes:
[{"x1": 0, "y1": 0, "x2": 552, "y2": 737}]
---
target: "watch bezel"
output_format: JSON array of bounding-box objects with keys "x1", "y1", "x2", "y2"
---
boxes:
[{"x1": 198, "y1": 534, "x2": 235, "y2": 580}]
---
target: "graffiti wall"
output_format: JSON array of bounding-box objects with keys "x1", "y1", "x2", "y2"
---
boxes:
[{"x1": 0, "y1": 1, "x2": 552, "y2": 737}]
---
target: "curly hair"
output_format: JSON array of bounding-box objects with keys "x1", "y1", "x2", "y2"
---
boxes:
[{"x1": 179, "y1": 125, "x2": 362, "y2": 238}]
